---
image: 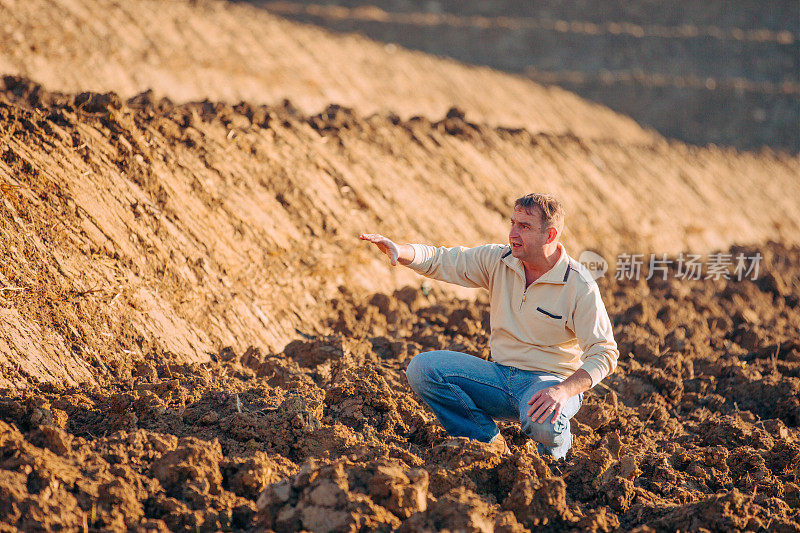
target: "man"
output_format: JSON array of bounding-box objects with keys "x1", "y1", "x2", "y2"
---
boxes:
[{"x1": 359, "y1": 193, "x2": 618, "y2": 459}]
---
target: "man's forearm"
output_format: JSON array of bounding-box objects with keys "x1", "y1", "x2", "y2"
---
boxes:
[
  {"x1": 397, "y1": 244, "x2": 415, "y2": 265},
  {"x1": 556, "y1": 368, "x2": 593, "y2": 397}
]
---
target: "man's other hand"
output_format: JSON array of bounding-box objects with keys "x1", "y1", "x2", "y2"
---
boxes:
[
  {"x1": 360, "y1": 233, "x2": 402, "y2": 265},
  {"x1": 526, "y1": 369, "x2": 592, "y2": 424},
  {"x1": 526, "y1": 384, "x2": 571, "y2": 424}
]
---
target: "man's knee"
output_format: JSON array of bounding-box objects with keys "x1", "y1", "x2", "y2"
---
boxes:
[
  {"x1": 405, "y1": 350, "x2": 447, "y2": 392},
  {"x1": 520, "y1": 415, "x2": 569, "y2": 448}
]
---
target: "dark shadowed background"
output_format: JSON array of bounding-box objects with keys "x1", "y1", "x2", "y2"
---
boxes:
[{"x1": 241, "y1": 0, "x2": 800, "y2": 152}]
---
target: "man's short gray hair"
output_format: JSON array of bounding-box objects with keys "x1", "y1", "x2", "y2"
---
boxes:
[{"x1": 514, "y1": 193, "x2": 565, "y2": 236}]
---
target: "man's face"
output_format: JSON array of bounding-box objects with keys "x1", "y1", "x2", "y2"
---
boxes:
[{"x1": 509, "y1": 207, "x2": 552, "y2": 262}]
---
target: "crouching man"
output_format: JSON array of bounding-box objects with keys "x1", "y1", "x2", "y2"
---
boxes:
[{"x1": 360, "y1": 193, "x2": 618, "y2": 459}]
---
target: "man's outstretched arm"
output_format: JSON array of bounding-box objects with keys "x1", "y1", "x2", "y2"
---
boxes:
[
  {"x1": 359, "y1": 233, "x2": 500, "y2": 290},
  {"x1": 359, "y1": 233, "x2": 414, "y2": 266}
]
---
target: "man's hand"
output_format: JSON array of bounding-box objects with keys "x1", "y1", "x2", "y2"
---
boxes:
[
  {"x1": 526, "y1": 384, "x2": 572, "y2": 424},
  {"x1": 526, "y1": 368, "x2": 593, "y2": 424},
  {"x1": 359, "y1": 233, "x2": 413, "y2": 266}
]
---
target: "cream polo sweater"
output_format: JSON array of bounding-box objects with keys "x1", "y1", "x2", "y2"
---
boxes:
[{"x1": 407, "y1": 242, "x2": 619, "y2": 387}]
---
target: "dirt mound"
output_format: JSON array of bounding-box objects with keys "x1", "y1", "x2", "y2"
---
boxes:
[
  {"x1": 1, "y1": 80, "x2": 798, "y2": 390},
  {"x1": 1, "y1": 240, "x2": 799, "y2": 530}
]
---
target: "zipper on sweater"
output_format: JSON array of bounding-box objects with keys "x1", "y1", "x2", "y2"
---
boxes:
[{"x1": 520, "y1": 287, "x2": 527, "y2": 310}]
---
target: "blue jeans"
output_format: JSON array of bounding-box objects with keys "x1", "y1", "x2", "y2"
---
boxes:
[{"x1": 406, "y1": 350, "x2": 584, "y2": 460}]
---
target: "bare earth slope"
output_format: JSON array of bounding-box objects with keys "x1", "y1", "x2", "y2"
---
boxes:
[
  {"x1": 0, "y1": 0, "x2": 653, "y2": 143},
  {"x1": 1, "y1": 79, "x2": 798, "y2": 390}
]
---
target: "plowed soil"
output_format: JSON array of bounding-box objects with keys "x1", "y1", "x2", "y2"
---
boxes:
[{"x1": 2, "y1": 241, "x2": 799, "y2": 531}]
